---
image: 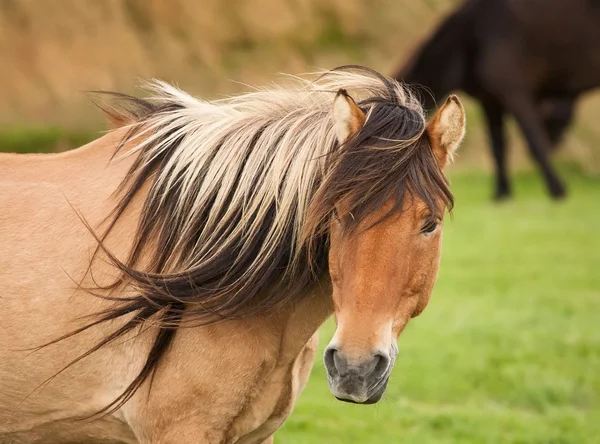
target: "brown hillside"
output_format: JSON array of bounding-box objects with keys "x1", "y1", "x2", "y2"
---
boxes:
[
  {"x1": 0, "y1": 0, "x2": 456, "y2": 127},
  {"x1": 0, "y1": 0, "x2": 598, "y2": 170}
]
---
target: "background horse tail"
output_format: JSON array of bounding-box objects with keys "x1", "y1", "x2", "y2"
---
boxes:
[{"x1": 393, "y1": 0, "x2": 479, "y2": 108}]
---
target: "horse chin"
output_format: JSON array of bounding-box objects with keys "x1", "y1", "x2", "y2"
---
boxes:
[{"x1": 330, "y1": 375, "x2": 390, "y2": 405}]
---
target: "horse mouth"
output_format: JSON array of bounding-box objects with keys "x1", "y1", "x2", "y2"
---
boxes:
[{"x1": 330, "y1": 375, "x2": 390, "y2": 405}]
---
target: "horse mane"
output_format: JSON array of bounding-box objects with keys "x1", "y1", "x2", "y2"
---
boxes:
[{"x1": 74, "y1": 65, "x2": 453, "y2": 415}]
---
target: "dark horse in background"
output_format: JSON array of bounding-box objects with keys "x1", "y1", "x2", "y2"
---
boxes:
[{"x1": 394, "y1": 0, "x2": 600, "y2": 199}]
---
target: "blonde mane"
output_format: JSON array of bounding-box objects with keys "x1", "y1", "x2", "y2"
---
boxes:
[{"x1": 119, "y1": 68, "x2": 422, "y2": 264}]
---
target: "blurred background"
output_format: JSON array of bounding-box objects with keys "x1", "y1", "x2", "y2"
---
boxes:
[
  {"x1": 1, "y1": 0, "x2": 598, "y2": 442},
  {"x1": 2, "y1": 0, "x2": 600, "y2": 172}
]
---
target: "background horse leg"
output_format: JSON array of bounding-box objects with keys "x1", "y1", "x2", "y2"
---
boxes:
[
  {"x1": 540, "y1": 95, "x2": 578, "y2": 149},
  {"x1": 481, "y1": 99, "x2": 510, "y2": 200},
  {"x1": 502, "y1": 92, "x2": 567, "y2": 198}
]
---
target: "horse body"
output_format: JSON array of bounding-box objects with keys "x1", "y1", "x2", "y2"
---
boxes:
[
  {"x1": 0, "y1": 67, "x2": 465, "y2": 442},
  {"x1": 0, "y1": 134, "x2": 326, "y2": 443},
  {"x1": 396, "y1": 0, "x2": 600, "y2": 199}
]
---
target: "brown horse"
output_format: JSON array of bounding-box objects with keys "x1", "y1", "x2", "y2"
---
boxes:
[
  {"x1": 394, "y1": 0, "x2": 600, "y2": 199},
  {"x1": 0, "y1": 66, "x2": 465, "y2": 443}
]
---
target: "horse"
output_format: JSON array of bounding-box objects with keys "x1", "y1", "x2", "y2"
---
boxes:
[
  {"x1": 393, "y1": 0, "x2": 600, "y2": 200},
  {"x1": 0, "y1": 66, "x2": 465, "y2": 443}
]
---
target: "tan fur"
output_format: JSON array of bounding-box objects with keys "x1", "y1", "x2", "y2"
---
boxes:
[
  {"x1": 0, "y1": 84, "x2": 463, "y2": 442},
  {"x1": 328, "y1": 199, "x2": 441, "y2": 359}
]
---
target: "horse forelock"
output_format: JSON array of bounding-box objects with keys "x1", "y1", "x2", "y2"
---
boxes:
[{"x1": 83, "y1": 65, "x2": 451, "y2": 415}]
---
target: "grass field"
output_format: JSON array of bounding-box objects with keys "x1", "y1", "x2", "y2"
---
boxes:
[{"x1": 278, "y1": 167, "x2": 600, "y2": 443}]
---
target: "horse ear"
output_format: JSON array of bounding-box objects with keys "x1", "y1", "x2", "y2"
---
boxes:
[
  {"x1": 426, "y1": 94, "x2": 466, "y2": 168},
  {"x1": 333, "y1": 89, "x2": 366, "y2": 144}
]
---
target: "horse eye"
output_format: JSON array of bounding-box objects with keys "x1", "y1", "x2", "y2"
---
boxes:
[{"x1": 421, "y1": 219, "x2": 439, "y2": 234}]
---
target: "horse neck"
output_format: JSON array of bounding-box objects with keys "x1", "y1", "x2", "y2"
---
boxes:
[
  {"x1": 277, "y1": 277, "x2": 333, "y2": 353},
  {"x1": 7, "y1": 128, "x2": 335, "y2": 356}
]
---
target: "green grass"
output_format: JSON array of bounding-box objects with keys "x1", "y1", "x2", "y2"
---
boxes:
[
  {"x1": 0, "y1": 126, "x2": 97, "y2": 153},
  {"x1": 278, "y1": 168, "x2": 600, "y2": 443}
]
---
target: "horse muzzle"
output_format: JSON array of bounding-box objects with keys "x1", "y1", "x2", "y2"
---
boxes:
[{"x1": 323, "y1": 346, "x2": 395, "y2": 404}]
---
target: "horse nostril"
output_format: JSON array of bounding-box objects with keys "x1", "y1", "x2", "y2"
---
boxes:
[
  {"x1": 333, "y1": 349, "x2": 350, "y2": 376},
  {"x1": 324, "y1": 346, "x2": 338, "y2": 376},
  {"x1": 325, "y1": 347, "x2": 390, "y2": 380},
  {"x1": 324, "y1": 346, "x2": 351, "y2": 377},
  {"x1": 369, "y1": 352, "x2": 391, "y2": 379}
]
